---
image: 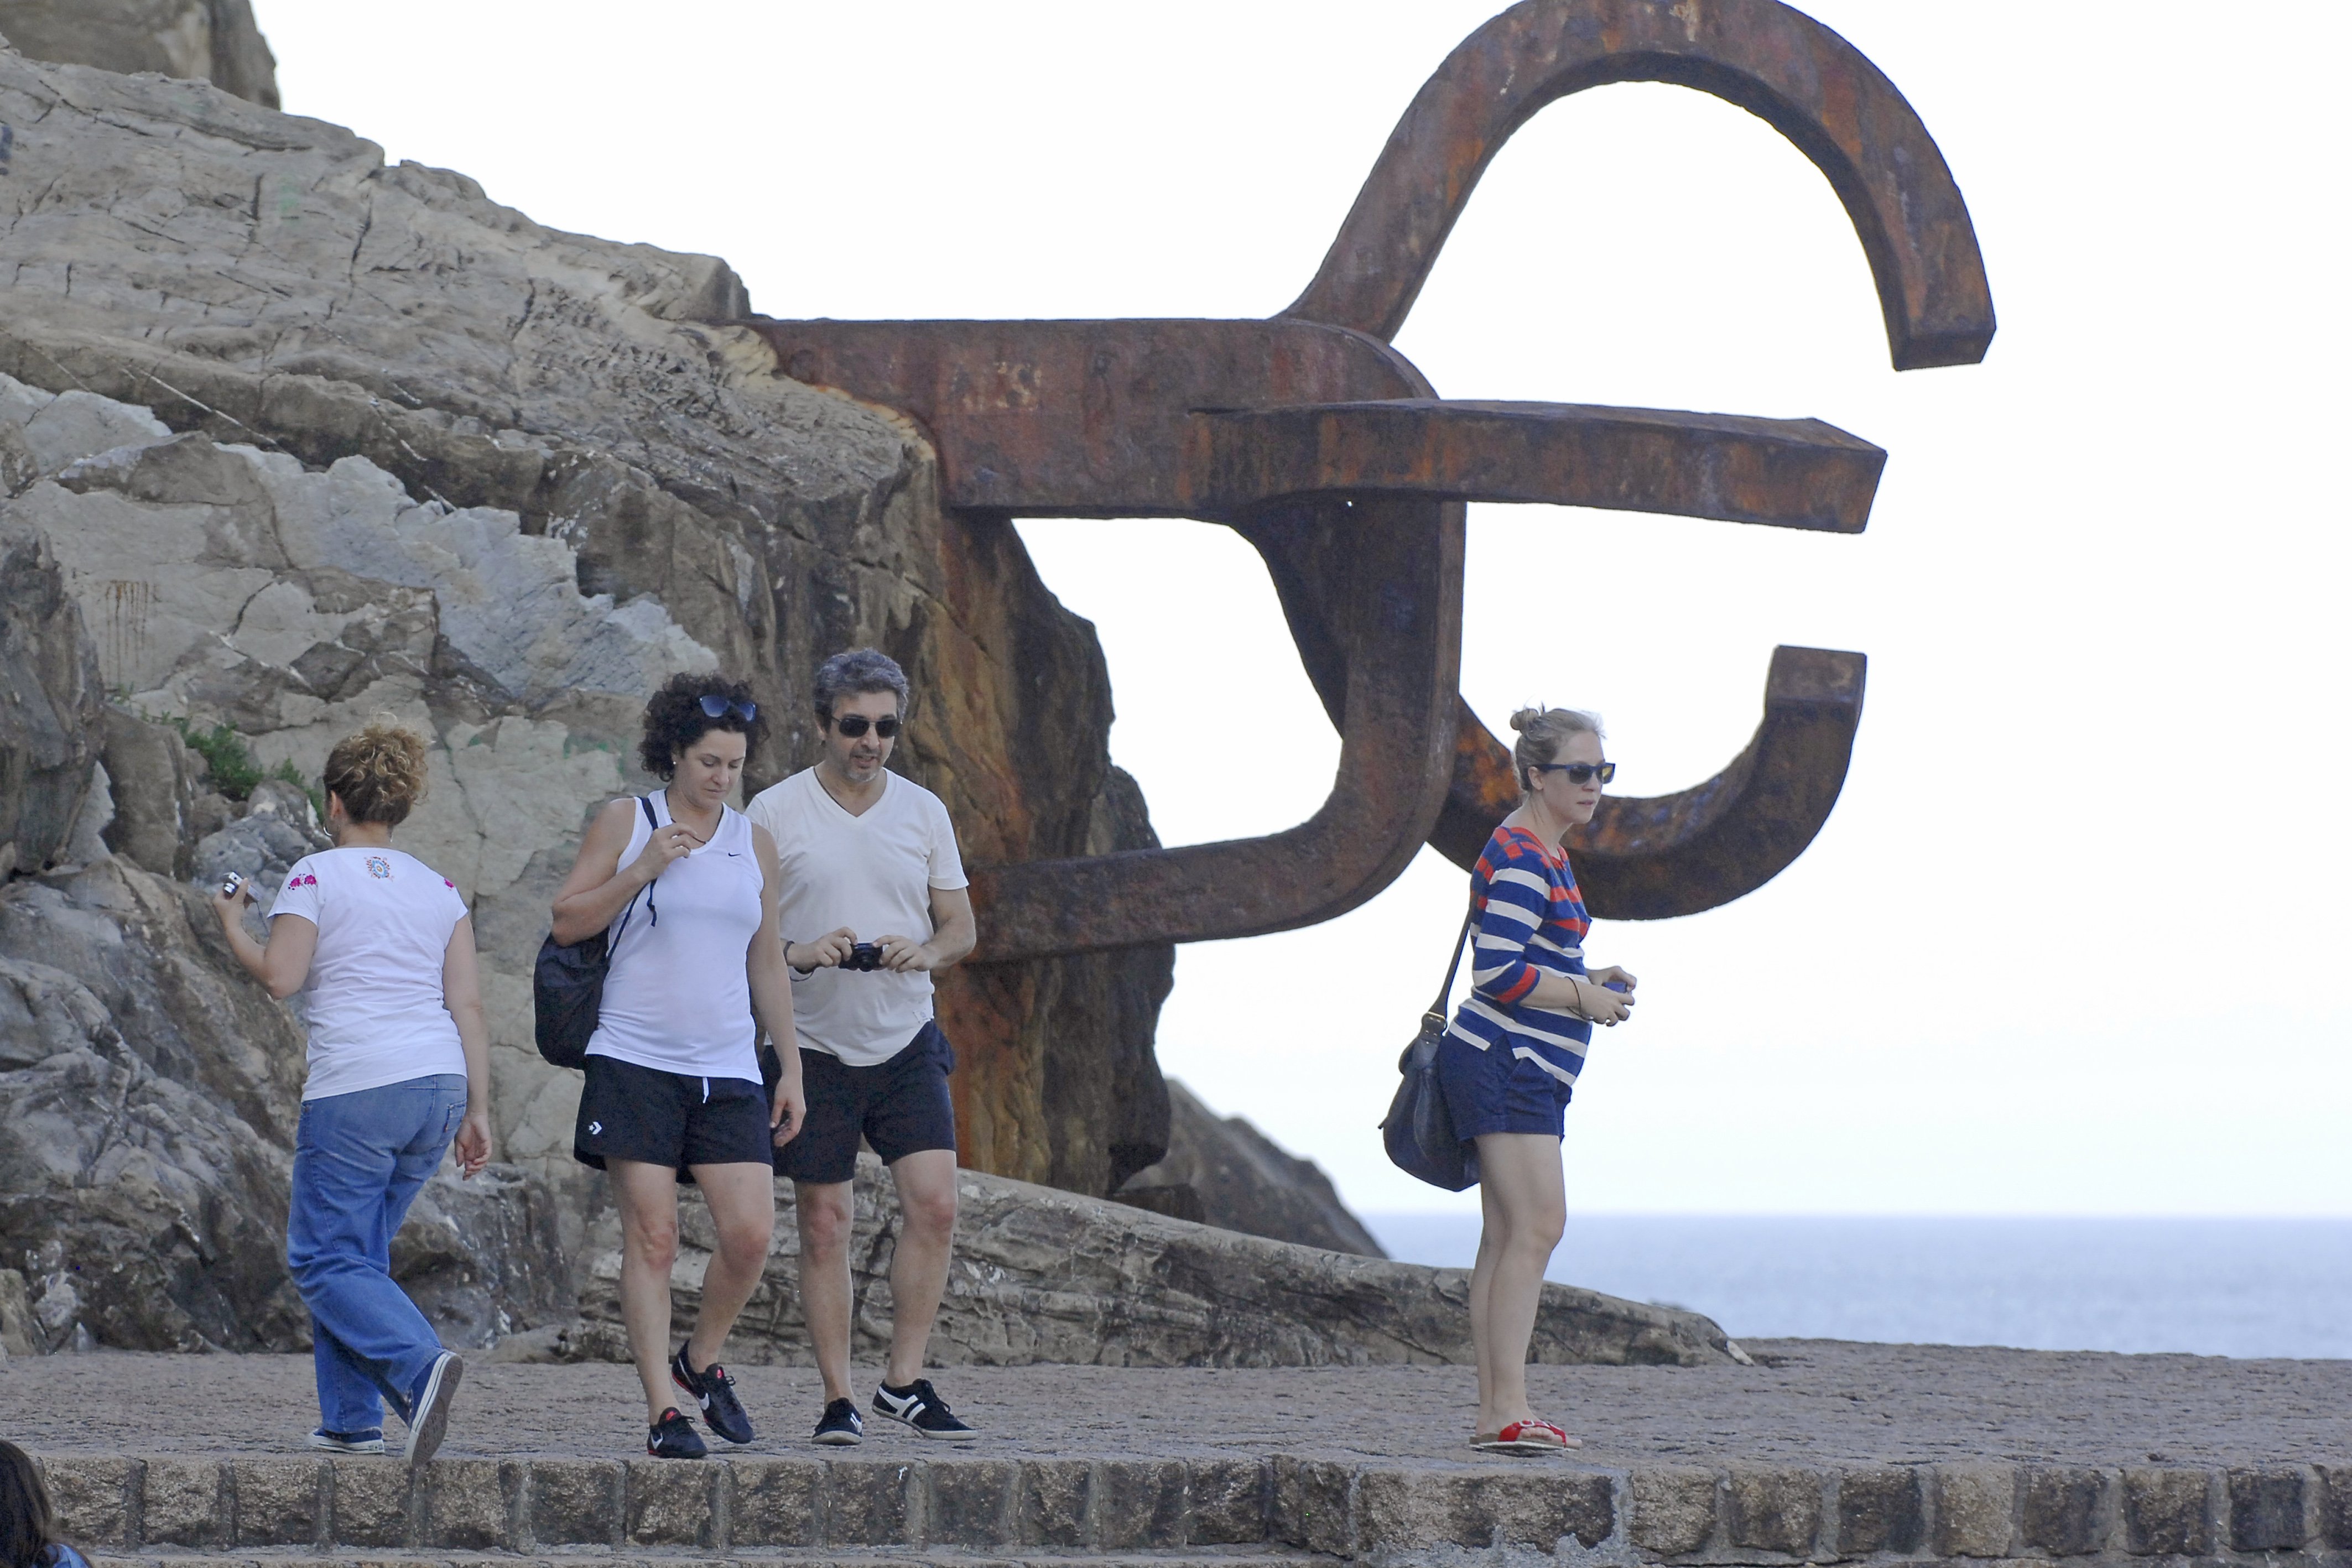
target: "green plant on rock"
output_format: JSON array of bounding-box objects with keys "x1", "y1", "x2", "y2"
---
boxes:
[{"x1": 173, "y1": 719, "x2": 265, "y2": 799}]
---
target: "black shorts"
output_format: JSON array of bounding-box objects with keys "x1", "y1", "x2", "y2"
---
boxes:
[
  {"x1": 574, "y1": 1054, "x2": 774, "y2": 1179},
  {"x1": 774, "y1": 1021, "x2": 957, "y2": 1186}
]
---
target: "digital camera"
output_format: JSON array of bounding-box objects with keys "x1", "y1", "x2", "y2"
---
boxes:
[{"x1": 841, "y1": 941, "x2": 886, "y2": 972}]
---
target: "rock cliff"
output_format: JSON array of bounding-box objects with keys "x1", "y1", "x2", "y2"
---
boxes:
[
  {"x1": 1119, "y1": 1081, "x2": 1387, "y2": 1258},
  {"x1": 0, "y1": 44, "x2": 1175, "y2": 1208}
]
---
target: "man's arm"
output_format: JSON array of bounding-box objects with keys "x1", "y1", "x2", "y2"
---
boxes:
[{"x1": 923, "y1": 885, "x2": 975, "y2": 970}]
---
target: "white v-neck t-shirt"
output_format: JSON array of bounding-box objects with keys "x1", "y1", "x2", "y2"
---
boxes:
[
  {"x1": 268, "y1": 846, "x2": 470, "y2": 1100},
  {"x1": 747, "y1": 767, "x2": 967, "y2": 1067}
]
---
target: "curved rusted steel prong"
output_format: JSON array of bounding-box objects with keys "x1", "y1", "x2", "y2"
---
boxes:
[
  {"x1": 1281, "y1": 0, "x2": 1996, "y2": 370},
  {"x1": 1187, "y1": 400, "x2": 1883, "y2": 532},
  {"x1": 1428, "y1": 647, "x2": 1867, "y2": 918}
]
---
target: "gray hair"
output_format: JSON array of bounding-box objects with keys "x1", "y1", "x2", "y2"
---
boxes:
[
  {"x1": 813, "y1": 647, "x2": 910, "y2": 717},
  {"x1": 1508, "y1": 705, "x2": 1604, "y2": 793}
]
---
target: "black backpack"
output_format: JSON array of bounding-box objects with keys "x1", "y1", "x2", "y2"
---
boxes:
[{"x1": 532, "y1": 796, "x2": 658, "y2": 1069}]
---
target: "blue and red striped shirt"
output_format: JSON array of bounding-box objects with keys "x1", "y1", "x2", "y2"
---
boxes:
[{"x1": 1445, "y1": 823, "x2": 1593, "y2": 1091}]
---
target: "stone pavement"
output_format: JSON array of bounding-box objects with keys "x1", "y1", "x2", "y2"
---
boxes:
[{"x1": 9, "y1": 1341, "x2": 2348, "y2": 1564}]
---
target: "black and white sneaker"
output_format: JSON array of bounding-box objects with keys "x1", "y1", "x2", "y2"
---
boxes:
[
  {"x1": 811, "y1": 1398, "x2": 863, "y2": 1446},
  {"x1": 872, "y1": 1378, "x2": 976, "y2": 1441},
  {"x1": 669, "y1": 1346, "x2": 755, "y2": 1445},
  {"x1": 308, "y1": 1429, "x2": 385, "y2": 1455},
  {"x1": 647, "y1": 1407, "x2": 709, "y2": 1459},
  {"x1": 404, "y1": 1351, "x2": 463, "y2": 1467}
]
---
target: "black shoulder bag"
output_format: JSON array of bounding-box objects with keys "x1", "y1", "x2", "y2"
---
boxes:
[
  {"x1": 532, "y1": 795, "x2": 659, "y2": 1069},
  {"x1": 1380, "y1": 903, "x2": 1478, "y2": 1191}
]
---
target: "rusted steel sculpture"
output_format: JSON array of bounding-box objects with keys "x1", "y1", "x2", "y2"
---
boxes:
[{"x1": 733, "y1": 0, "x2": 1993, "y2": 963}]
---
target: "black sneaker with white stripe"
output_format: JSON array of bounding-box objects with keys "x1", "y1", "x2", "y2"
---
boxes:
[
  {"x1": 872, "y1": 1378, "x2": 976, "y2": 1441},
  {"x1": 669, "y1": 1346, "x2": 754, "y2": 1445},
  {"x1": 811, "y1": 1397, "x2": 863, "y2": 1446}
]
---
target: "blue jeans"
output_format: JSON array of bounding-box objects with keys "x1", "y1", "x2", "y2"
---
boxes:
[{"x1": 287, "y1": 1074, "x2": 466, "y2": 1434}]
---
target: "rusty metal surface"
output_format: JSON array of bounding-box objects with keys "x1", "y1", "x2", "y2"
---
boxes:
[
  {"x1": 1283, "y1": 0, "x2": 1997, "y2": 368},
  {"x1": 731, "y1": 0, "x2": 1992, "y2": 963}
]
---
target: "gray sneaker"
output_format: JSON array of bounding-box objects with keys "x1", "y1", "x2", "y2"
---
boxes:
[
  {"x1": 308, "y1": 1429, "x2": 386, "y2": 1455},
  {"x1": 404, "y1": 1351, "x2": 463, "y2": 1467}
]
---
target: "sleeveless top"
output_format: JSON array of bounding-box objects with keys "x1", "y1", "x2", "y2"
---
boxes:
[{"x1": 584, "y1": 793, "x2": 764, "y2": 1083}]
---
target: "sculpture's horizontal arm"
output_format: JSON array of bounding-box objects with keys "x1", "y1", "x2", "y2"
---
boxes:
[{"x1": 1185, "y1": 399, "x2": 1883, "y2": 532}]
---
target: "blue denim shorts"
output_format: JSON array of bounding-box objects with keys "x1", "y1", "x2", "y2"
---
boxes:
[{"x1": 1435, "y1": 1032, "x2": 1571, "y2": 1143}]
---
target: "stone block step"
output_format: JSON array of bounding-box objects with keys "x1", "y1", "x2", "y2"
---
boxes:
[
  {"x1": 39, "y1": 1454, "x2": 2352, "y2": 1564},
  {"x1": 89, "y1": 1555, "x2": 1334, "y2": 1568}
]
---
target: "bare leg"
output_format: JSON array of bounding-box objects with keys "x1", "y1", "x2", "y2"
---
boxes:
[
  {"x1": 608, "y1": 1160, "x2": 684, "y2": 1426},
  {"x1": 1468, "y1": 1175, "x2": 1504, "y2": 1422},
  {"x1": 1469, "y1": 1133, "x2": 1567, "y2": 1436},
  {"x1": 794, "y1": 1179, "x2": 857, "y2": 1404},
  {"x1": 683, "y1": 1162, "x2": 776, "y2": 1372},
  {"x1": 883, "y1": 1149, "x2": 959, "y2": 1387}
]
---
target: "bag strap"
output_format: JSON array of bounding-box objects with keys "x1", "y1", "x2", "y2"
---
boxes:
[
  {"x1": 612, "y1": 795, "x2": 660, "y2": 942},
  {"x1": 1422, "y1": 900, "x2": 1477, "y2": 1028}
]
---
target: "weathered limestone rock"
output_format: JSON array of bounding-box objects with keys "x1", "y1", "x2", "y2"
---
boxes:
[
  {"x1": 0, "y1": 44, "x2": 1174, "y2": 1209},
  {"x1": 0, "y1": 0, "x2": 277, "y2": 107},
  {"x1": 1118, "y1": 1079, "x2": 1386, "y2": 1257},
  {"x1": 97, "y1": 704, "x2": 199, "y2": 878},
  {"x1": 552, "y1": 1155, "x2": 1731, "y2": 1369},
  {"x1": 0, "y1": 520, "x2": 102, "y2": 877}
]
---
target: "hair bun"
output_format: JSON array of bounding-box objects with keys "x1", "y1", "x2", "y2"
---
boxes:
[{"x1": 1507, "y1": 705, "x2": 1544, "y2": 734}]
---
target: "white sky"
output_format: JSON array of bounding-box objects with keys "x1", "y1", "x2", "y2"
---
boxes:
[{"x1": 260, "y1": 1, "x2": 2350, "y2": 1217}]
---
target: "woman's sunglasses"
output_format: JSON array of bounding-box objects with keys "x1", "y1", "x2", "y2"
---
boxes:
[
  {"x1": 1533, "y1": 761, "x2": 1615, "y2": 785},
  {"x1": 830, "y1": 713, "x2": 901, "y2": 739},
  {"x1": 698, "y1": 694, "x2": 758, "y2": 722}
]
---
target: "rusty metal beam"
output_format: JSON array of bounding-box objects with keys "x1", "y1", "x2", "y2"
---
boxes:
[
  {"x1": 1282, "y1": 0, "x2": 1997, "y2": 369},
  {"x1": 1188, "y1": 401, "x2": 1883, "y2": 530},
  {"x1": 1428, "y1": 647, "x2": 1867, "y2": 918}
]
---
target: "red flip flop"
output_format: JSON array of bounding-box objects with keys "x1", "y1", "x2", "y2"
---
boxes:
[{"x1": 1471, "y1": 1418, "x2": 1581, "y2": 1452}]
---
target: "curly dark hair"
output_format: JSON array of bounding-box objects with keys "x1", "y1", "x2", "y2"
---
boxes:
[{"x1": 637, "y1": 671, "x2": 767, "y2": 780}]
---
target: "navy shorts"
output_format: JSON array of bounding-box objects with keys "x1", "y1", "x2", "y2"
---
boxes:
[
  {"x1": 574, "y1": 1054, "x2": 775, "y2": 1180},
  {"x1": 1435, "y1": 1031, "x2": 1572, "y2": 1144},
  {"x1": 775, "y1": 1021, "x2": 958, "y2": 1185}
]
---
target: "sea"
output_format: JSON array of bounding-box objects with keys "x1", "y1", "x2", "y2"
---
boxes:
[{"x1": 1360, "y1": 1215, "x2": 2352, "y2": 1359}]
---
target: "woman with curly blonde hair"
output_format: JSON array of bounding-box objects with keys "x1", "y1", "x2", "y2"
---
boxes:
[{"x1": 212, "y1": 719, "x2": 491, "y2": 1465}]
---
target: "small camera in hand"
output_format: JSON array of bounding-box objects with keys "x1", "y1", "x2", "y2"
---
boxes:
[{"x1": 841, "y1": 941, "x2": 886, "y2": 972}]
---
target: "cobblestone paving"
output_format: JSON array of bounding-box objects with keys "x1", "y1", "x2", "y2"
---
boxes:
[{"x1": 9, "y1": 1341, "x2": 2345, "y2": 1466}]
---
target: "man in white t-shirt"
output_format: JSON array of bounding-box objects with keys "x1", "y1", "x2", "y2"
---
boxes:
[{"x1": 746, "y1": 648, "x2": 978, "y2": 1446}]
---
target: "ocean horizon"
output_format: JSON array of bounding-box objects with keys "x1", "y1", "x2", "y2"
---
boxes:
[{"x1": 1360, "y1": 1213, "x2": 2352, "y2": 1360}]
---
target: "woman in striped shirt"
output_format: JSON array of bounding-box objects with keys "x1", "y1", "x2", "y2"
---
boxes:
[{"x1": 1440, "y1": 705, "x2": 1636, "y2": 1453}]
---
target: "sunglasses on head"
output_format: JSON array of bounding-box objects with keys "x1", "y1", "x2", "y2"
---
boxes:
[
  {"x1": 697, "y1": 694, "x2": 757, "y2": 722},
  {"x1": 829, "y1": 713, "x2": 901, "y2": 739},
  {"x1": 1533, "y1": 761, "x2": 1615, "y2": 785}
]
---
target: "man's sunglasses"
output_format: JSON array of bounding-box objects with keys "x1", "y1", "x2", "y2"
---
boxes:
[
  {"x1": 697, "y1": 694, "x2": 758, "y2": 722},
  {"x1": 829, "y1": 713, "x2": 901, "y2": 739},
  {"x1": 1533, "y1": 761, "x2": 1615, "y2": 785}
]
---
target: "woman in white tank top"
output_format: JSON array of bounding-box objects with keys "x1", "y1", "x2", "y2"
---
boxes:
[{"x1": 550, "y1": 675, "x2": 805, "y2": 1460}]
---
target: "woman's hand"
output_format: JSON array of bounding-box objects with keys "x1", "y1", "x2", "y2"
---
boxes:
[
  {"x1": 1571, "y1": 976, "x2": 1635, "y2": 1026},
  {"x1": 625, "y1": 821, "x2": 700, "y2": 886},
  {"x1": 452, "y1": 1108, "x2": 493, "y2": 1178},
  {"x1": 1586, "y1": 965, "x2": 1637, "y2": 994},
  {"x1": 770, "y1": 1075, "x2": 806, "y2": 1147},
  {"x1": 210, "y1": 874, "x2": 252, "y2": 925}
]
